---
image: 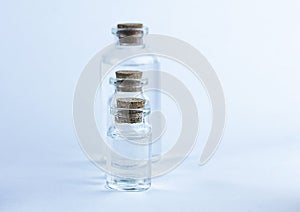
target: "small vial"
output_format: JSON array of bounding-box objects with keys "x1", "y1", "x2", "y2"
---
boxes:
[{"x1": 106, "y1": 71, "x2": 151, "y2": 191}]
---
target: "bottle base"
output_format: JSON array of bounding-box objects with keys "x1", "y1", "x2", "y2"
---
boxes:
[{"x1": 106, "y1": 176, "x2": 151, "y2": 192}]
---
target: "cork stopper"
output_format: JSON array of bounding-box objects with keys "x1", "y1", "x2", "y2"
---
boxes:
[
  {"x1": 116, "y1": 70, "x2": 143, "y2": 79},
  {"x1": 117, "y1": 23, "x2": 143, "y2": 29},
  {"x1": 117, "y1": 98, "x2": 145, "y2": 109},
  {"x1": 115, "y1": 70, "x2": 143, "y2": 92},
  {"x1": 116, "y1": 23, "x2": 144, "y2": 45},
  {"x1": 115, "y1": 98, "x2": 145, "y2": 123}
]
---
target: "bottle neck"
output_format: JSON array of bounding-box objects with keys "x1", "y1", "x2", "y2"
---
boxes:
[
  {"x1": 115, "y1": 79, "x2": 143, "y2": 92},
  {"x1": 117, "y1": 34, "x2": 144, "y2": 46},
  {"x1": 114, "y1": 90, "x2": 144, "y2": 100},
  {"x1": 112, "y1": 26, "x2": 148, "y2": 47}
]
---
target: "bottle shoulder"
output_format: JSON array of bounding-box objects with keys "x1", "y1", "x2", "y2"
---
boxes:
[
  {"x1": 102, "y1": 45, "x2": 159, "y2": 66},
  {"x1": 108, "y1": 123, "x2": 151, "y2": 139}
]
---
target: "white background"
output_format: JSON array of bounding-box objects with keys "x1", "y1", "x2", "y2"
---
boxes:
[{"x1": 0, "y1": 0, "x2": 300, "y2": 211}]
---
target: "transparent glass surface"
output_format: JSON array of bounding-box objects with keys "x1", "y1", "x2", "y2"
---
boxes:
[{"x1": 105, "y1": 76, "x2": 152, "y2": 191}]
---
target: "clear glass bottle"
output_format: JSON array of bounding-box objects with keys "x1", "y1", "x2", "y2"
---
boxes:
[
  {"x1": 99, "y1": 23, "x2": 161, "y2": 161},
  {"x1": 106, "y1": 70, "x2": 151, "y2": 191}
]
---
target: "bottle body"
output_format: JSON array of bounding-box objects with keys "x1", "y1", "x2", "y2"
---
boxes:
[
  {"x1": 106, "y1": 121, "x2": 151, "y2": 191},
  {"x1": 105, "y1": 71, "x2": 151, "y2": 191}
]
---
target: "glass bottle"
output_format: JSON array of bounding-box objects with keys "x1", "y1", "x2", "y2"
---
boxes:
[
  {"x1": 106, "y1": 70, "x2": 151, "y2": 191},
  {"x1": 99, "y1": 23, "x2": 161, "y2": 161}
]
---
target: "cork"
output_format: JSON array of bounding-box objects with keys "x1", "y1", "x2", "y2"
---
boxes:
[
  {"x1": 116, "y1": 70, "x2": 142, "y2": 79},
  {"x1": 115, "y1": 98, "x2": 145, "y2": 123},
  {"x1": 117, "y1": 98, "x2": 145, "y2": 109},
  {"x1": 116, "y1": 23, "x2": 144, "y2": 44},
  {"x1": 115, "y1": 70, "x2": 143, "y2": 92},
  {"x1": 117, "y1": 23, "x2": 143, "y2": 29}
]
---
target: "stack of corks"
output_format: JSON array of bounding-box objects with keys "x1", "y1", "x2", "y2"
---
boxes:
[{"x1": 115, "y1": 70, "x2": 145, "y2": 124}]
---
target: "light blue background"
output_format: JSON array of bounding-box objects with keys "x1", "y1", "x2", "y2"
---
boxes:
[{"x1": 1, "y1": 0, "x2": 300, "y2": 211}]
